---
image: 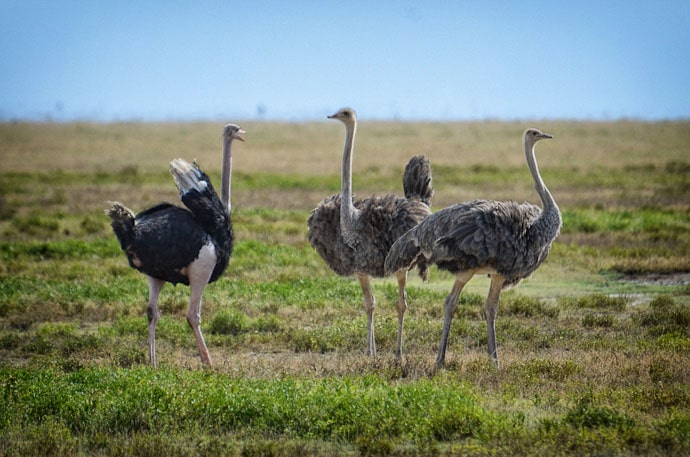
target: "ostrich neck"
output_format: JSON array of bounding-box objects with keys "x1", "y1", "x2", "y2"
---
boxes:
[
  {"x1": 525, "y1": 140, "x2": 561, "y2": 239},
  {"x1": 525, "y1": 140, "x2": 557, "y2": 214},
  {"x1": 221, "y1": 137, "x2": 232, "y2": 214},
  {"x1": 340, "y1": 121, "x2": 359, "y2": 231}
]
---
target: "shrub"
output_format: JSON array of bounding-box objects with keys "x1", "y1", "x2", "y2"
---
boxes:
[
  {"x1": 208, "y1": 310, "x2": 249, "y2": 336},
  {"x1": 565, "y1": 394, "x2": 635, "y2": 430}
]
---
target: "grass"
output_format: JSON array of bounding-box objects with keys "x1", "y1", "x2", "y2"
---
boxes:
[{"x1": 0, "y1": 120, "x2": 689, "y2": 455}]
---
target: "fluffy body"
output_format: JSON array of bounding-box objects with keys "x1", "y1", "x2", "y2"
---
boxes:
[
  {"x1": 385, "y1": 128, "x2": 561, "y2": 367},
  {"x1": 386, "y1": 199, "x2": 558, "y2": 287},
  {"x1": 308, "y1": 159, "x2": 432, "y2": 279},
  {"x1": 307, "y1": 108, "x2": 432, "y2": 358}
]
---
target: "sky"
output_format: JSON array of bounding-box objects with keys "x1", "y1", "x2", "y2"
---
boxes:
[{"x1": 2, "y1": 1, "x2": 690, "y2": 122}]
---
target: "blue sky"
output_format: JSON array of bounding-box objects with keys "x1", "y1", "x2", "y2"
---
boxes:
[{"x1": 2, "y1": 1, "x2": 689, "y2": 121}]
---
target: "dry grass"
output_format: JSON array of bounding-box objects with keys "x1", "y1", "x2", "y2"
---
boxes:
[{"x1": 1, "y1": 120, "x2": 689, "y2": 455}]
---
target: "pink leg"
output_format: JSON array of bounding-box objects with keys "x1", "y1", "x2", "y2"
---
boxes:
[
  {"x1": 394, "y1": 270, "x2": 408, "y2": 359},
  {"x1": 358, "y1": 274, "x2": 376, "y2": 357},
  {"x1": 146, "y1": 276, "x2": 165, "y2": 367},
  {"x1": 186, "y1": 244, "x2": 216, "y2": 366}
]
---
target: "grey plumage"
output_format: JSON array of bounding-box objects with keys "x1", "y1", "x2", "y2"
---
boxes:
[
  {"x1": 106, "y1": 124, "x2": 245, "y2": 367},
  {"x1": 385, "y1": 128, "x2": 561, "y2": 367},
  {"x1": 307, "y1": 108, "x2": 433, "y2": 358}
]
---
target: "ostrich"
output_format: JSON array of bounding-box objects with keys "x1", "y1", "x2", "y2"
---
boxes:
[
  {"x1": 106, "y1": 124, "x2": 245, "y2": 367},
  {"x1": 385, "y1": 128, "x2": 560, "y2": 367},
  {"x1": 307, "y1": 107, "x2": 433, "y2": 358}
]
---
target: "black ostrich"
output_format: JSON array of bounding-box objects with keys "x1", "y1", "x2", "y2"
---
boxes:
[
  {"x1": 307, "y1": 108, "x2": 433, "y2": 359},
  {"x1": 106, "y1": 124, "x2": 245, "y2": 366}
]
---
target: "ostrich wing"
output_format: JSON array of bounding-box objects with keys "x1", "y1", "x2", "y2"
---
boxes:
[{"x1": 431, "y1": 200, "x2": 543, "y2": 278}]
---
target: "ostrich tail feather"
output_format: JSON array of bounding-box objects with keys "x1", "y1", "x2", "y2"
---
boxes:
[
  {"x1": 105, "y1": 201, "x2": 136, "y2": 250},
  {"x1": 105, "y1": 201, "x2": 135, "y2": 224},
  {"x1": 170, "y1": 158, "x2": 229, "y2": 242},
  {"x1": 170, "y1": 158, "x2": 208, "y2": 196},
  {"x1": 402, "y1": 155, "x2": 433, "y2": 207}
]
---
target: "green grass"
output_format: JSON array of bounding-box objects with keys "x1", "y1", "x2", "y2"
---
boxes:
[
  {"x1": 1, "y1": 120, "x2": 689, "y2": 455},
  {"x1": 2, "y1": 367, "x2": 688, "y2": 457}
]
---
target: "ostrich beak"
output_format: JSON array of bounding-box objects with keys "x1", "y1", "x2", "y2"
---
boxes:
[
  {"x1": 236, "y1": 129, "x2": 246, "y2": 142},
  {"x1": 542, "y1": 132, "x2": 553, "y2": 140}
]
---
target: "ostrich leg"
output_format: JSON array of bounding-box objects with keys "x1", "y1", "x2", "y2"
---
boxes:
[
  {"x1": 485, "y1": 274, "x2": 505, "y2": 366},
  {"x1": 146, "y1": 276, "x2": 165, "y2": 367},
  {"x1": 436, "y1": 271, "x2": 474, "y2": 368},
  {"x1": 394, "y1": 270, "x2": 408, "y2": 359},
  {"x1": 357, "y1": 274, "x2": 377, "y2": 357},
  {"x1": 186, "y1": 244, "x2": 216, "y2": 366}
]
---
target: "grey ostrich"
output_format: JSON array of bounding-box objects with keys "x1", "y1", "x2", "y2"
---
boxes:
[
  {"x1": 385, "y1": 128, "x2": 560, "y2": 367},
  {"x1": 307, "y1": 108, "x2": 433, "y2": 358},
  {"x1": 106, "y1": 124, "x2": 245, "y2": 367}
]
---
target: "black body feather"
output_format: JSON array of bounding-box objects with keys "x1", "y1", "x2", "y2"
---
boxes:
[{"x1": 108, "y1": 170, "x2": 232, "y2": 286}]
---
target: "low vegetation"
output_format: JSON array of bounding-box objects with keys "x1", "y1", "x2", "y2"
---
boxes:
[{"x1": 0, "y1": 120, "x2": 689, "y2": 455}]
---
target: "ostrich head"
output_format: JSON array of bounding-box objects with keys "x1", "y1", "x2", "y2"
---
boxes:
[
  {"x1": 524, "y1": 128, "x2": 553, "y2": 145},
  {"x1": 223, "y1": 123, "x2": 246, "y2": 142},
  {"x1": 328, "y1": 107, "x2": 357, "y2": 125}
]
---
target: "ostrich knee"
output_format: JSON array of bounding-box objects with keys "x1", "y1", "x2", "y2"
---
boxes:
[{"x1": 186, "y1": 311, "x2": 200, "y2": 329}]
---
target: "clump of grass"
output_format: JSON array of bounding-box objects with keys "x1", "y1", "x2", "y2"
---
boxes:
[
  {"x1": 632, "y1": 295, "x2": 690, "y2": 337},
  {"x1": 509, "y1": 358, "x2": 581, "y2": 382},
  {"x1": 0, "y1": 416, "x2": 77, "y2": 457},
  {"x1": 665, "y1": 160, "x2": 690, "y2": 174},
  {"x1": 564, "y1": 393, "x2": 635, "y2": 430},
  {"x1": 208, "y1": 310, "x2": 249, "y2": 336},
  {"x1": 289, "y1": 327, "x2": 342, "y2": 353},
  {"x1": 559, "y1": 293, "x2": 627, "y2": 311},
  {"x1": 80, "y1": 215, "x2": 105, "y2": 234},
  {"x1": 503, "y1": 294, "x2": 559, "y2": 318},
  {"x1": 647, "y1": 357, "x2": 687, "y2": 384},
  {"x1": 0, "y1": 238, "x2": 120, "y2": 261},
  {"x1": 11, "y1": 215, "x2": 61, "y2": 238},
  {"x1": 582, "y1": 313, "x2": 615, "y2": 328},
  {"x1": 35, "y1": 322, "x2": 78, "y2": 338}
]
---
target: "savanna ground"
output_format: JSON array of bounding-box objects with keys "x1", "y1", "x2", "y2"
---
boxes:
[{"x1": 1, "y1": 120, "x2": 689, "y2": 456}]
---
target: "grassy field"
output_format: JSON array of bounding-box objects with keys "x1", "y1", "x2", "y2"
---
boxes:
[{"x1": 1, "y1": 120, "x2": 689, "y2": 456}]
